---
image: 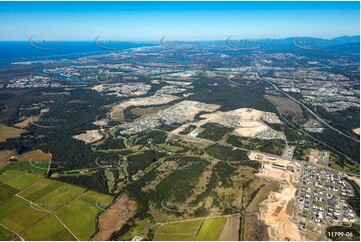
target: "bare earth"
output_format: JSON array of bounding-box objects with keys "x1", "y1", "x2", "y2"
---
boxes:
[
  {"x1": 219, "y1": 215, "x2": 240, "y2": 241},
  {"x1": 199, "y1": 108, "x2": 282, "y2": 139},
  {"x1": 73, "y1": 130, "x2": 104, "y2": 144},
  {"x1": 92, "y1": 194, "x2": 137, "y2": 241},
  {"x1": 249, "y1": 151, "x2": 304, "y2": 241},
  {"x1": 353, "y1": 128, "x2": 360, "y2": 135},
  {"x1": 110, "y1": 95, "x2": 180, "y2": 120}
]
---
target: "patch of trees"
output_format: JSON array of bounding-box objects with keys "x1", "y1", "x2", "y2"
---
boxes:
[
  {"x1": 227, "y1": 135, "x2": 285, "y2": 156},
  {"x1": 205, "y1": 143, "x2": 249, "y2": 161},
  {"x1": 198, "y1": 122, "x2": 233, "y2": 141},
  {"x1": 178, "y1": 125, "x2": 197, "y2": 135},
  {"x1": 128, "y1": 130, "x2": 168, "y2": 146},
  {"x1": 127, "y1": 150, "x2": 165, "y2": 175},
  {"x1": 155, "y1": 159, "x2": 208, "y2": 203},
  {"x1": 345, "y1": 178, "x2": 360, "y2": 217},
  {"x1": 96, "y1": 138, "x2": 126, "y2": 150}
]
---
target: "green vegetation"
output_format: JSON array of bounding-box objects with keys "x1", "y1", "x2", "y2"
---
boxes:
[
  {"x1": 56, "y1": 191, "x2": 113, "y2": 240},
  {"x1": 156, "y1": 157, "x2": 208, "y2": 203},
  {"x1": 96, "y1": 138, "x2": 126, "y2": 150},
  {"x1": 205, "y1": 144, "x2": 249, "y2": 161},
  {"x1": 0, "y1": 225, "x2": 16, "y2": 240},
  {"x1": 127, "y1": 150, "x2": 166, "y2": 175},
  {"x1": 195, "y1": 217, "x2": 226, "y2": 241},
  {"x1": 154, "y1": 220, "x2": 203, "y2": 241},
  {"x1": 198, "y1": 122, "x2": 233, "y2": 141},
  {"x1": 227, "y1": 135, "x2": 285, "y2": 156},
  {"x1": 126, "y1": 130, "x2": 167, "y2": 146},
  {"x1": 179, "y1": 125, "x2": 197, "y2": 135},
  {"x1": 0, "y1": 170, "x2": 113, "y2": 240},
  {"x1": 1, "y1": 160, "x2": 49, "y2": 175}
]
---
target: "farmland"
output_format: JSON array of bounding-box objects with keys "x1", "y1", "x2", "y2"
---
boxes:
[
  {"x1": 0, "y1": 170, "x2": 113, "y2": 240},
  {"x1": 153, "y1": 217, "x2": 227, "y2": 241}
]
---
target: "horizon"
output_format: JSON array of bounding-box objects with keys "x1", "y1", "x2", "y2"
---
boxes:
[{"x1": 0, "y1": 35, "x2": 360, "y2": 42}]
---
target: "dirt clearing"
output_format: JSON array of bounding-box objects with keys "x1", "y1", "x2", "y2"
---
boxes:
[{"x1": 92, "y1": 194, "x2": 137, "y2": 241}]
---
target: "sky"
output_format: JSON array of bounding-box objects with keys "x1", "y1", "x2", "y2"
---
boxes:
[{"x1": 0, "y1": 1, "x2": 359, "y2": 41}]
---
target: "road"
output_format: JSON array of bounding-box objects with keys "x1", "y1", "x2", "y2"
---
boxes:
[{"x1": 265, "y1": 80, "x2": 359, "y2": 143}]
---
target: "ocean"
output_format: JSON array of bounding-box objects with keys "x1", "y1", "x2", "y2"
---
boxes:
[{"x1": 0, "y1": 41, "x2": 156, "y2": 66}]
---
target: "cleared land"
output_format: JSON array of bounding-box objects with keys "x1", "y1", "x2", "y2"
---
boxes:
[
  {"x1": 73, "y1": 130, "x2": 104, "y2": 144},
  {"x1": 218, "y1": 215, "x2": 240, "y2": 241},
  {"x1": 110, "y1": 95, "x2": 180, "y2": 120},
  {"x1": 0, "y1": 170, "x2": 113, "y2": 240},
  {"x1": 195, "y1": 217, "x2": 226, "y2": 241},
  {"x1": 154, "y1": 220, "x2": 203, "y2": 241},
  {"x1": 0, "y1": 150, "x2": 16, "y2": 169},
  {"x1": 0, "y1": 124, "x2": 24, "y2": 142},
  {"x1": 2, "y1": 150, "x2": 51, "y2": 175},
  {"x1": 92, "y1": 194, "x2": 137, "y2": 241},
  {"x1": 249, "y1": 152, "x2": 304, "y2": 241}
]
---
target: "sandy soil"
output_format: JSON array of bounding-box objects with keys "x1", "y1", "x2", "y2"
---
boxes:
[
  {"x1": 259, "y1": 186, "x2": 303, "y2": 241},
  {"x1": 73, "y1": 130, "x2": 104, "y2": 144},
  {"x1": 219, "y1": 215, "x2": 240, "y2": 241},
  {"x1": 250, "y1": 151, "x2": 304, "y2": 241},
  {"x1": 352, "y1": 128, "x2": 360, "y2": 135},
  {"x1": 92, "y1": 194, "x2": 137, "y2": 241}
]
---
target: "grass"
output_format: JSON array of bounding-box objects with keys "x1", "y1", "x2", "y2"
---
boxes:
[
  {"x1": 0, "y1": 205, "x2": 48, "y2": 233},
  {"x1": 157, "y1": 144, "x2": 185, "y2": 153},
  {"x1": 154, "y1": 220, "x2": 203, "y2": 241},
  {"x1": 0, "y1": 171, "x2": 114, "y2": 240},
  {"x1": 0, "y1": 196, "x2": 28, "y2": 220},
  {"x1": 0, "y1": 224, "x2": 16, "y2": 240},
  {"x1": 105, "y1": 170, "x2": 115, "y2": 193},
  {"x1": 195, "y1": 217, "x2": 226, "y2": 241},
  {"x1": 0, "y1": 187, "x2": 14, "y2": 203},
  {"x1": 21, "y1": 215, "x2": 64, "y2": 240},
  {"x1": 34, "y1": 183, "x2": 85, "y2": 211},
  {"x1": 56, "y1": 190, "x2": 113, "y2": 240},
  {"x1": 0, "y1": 124, "x2": 24, "y2": 142},
  {"x1": 3, "y1": 172, "x2": 43, "y2": 190},
  {"x1": 18, "y1": 179, "x2": 63, "y2": 201},
  {"x1": 48, "y1": 228, "x2": 76, "y2": 241}
]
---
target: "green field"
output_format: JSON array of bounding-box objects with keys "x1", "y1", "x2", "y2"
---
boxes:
[
  {"x1": 0, "y1": 170, "x2": 113, "y2": 240},
  {"x1": 0, "y1": 225, "x2": 16, "y2": 240},
  {"x1": 56, "y1": 190, "x2": 113, "y2": 240},
  {"x1": 195, "y1": 218, "x2": 226, "y2": 241},
  {"x1": 154, "y1": 220, "x2": 203, "y2": 241},
  {"x1": 1, "y1": 160, "x2": 49, "y2": 175}
]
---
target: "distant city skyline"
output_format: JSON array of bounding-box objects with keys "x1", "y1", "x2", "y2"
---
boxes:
[{"x1": 0, "y1": 1, "x2": 359, "y2": 41}]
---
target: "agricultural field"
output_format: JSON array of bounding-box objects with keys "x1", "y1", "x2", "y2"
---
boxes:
[
  {"x1": 154, "y1": 220, "x2": 203, "y2": 241},
  {"x1": 0, "y1": 170, "x2": 113, "y2": 241},
  {"x1": 1, "y1": 150, "x2": 51, "y2": 175},
  {"x1": 153, "y1": 217, "x2": 227, "y2": 241},
  {"x1": 195, "y1": 217, "x2": 226, "y2": 241}
]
